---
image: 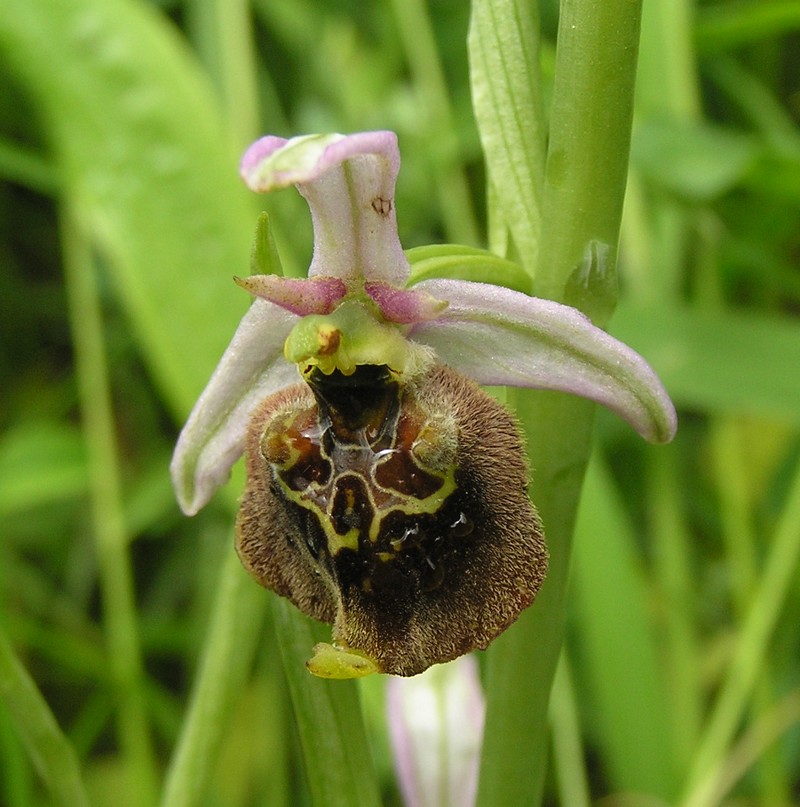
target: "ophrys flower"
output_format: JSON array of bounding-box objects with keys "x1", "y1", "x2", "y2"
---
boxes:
[{"x1": 171, "y1": 131, "x2": 676, "y2": 677}]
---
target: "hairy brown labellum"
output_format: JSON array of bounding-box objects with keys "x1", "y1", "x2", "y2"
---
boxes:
[{"x1": 236, "y1": 363, "x2": 547, "y2": 677}]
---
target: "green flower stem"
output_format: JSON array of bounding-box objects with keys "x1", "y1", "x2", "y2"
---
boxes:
[
  {"x1": 535, "y1": 0, "x2": 642, "y2": 318},
  {"x1": 61, "y1": 203, "x2": 159, "y2": 806},
  {"x1": 160, "y1": 541, "x2": 266, "y2": 807},
  {"x1": 474, "y1": 2, "x2": 643, "y2": 804},
  {"x1": 0, "y1": 628, "x2": 89, "y2": 807},
  {"x1": 477, "y1": 392, "x2": 595, "y2": 807}
]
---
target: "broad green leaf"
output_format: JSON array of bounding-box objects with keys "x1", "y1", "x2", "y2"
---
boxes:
[
  {"x1": 0, "y1": 0, "x2": 255, "y2": 419},
  {"x1": 0, "y1": 422, "x2": 87, "y2": 516}
]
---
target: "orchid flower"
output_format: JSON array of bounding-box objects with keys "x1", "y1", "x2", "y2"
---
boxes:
[{"x1": 170, "y1": 131, "x2": 676, "y2": 678}]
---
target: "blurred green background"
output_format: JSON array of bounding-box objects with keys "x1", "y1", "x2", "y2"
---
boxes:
[{"x1": 1, "y1": 0, "x2": 799, "y2": 805}]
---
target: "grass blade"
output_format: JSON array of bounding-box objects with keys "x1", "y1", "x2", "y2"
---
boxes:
[{"x1": 0, "y1": 628, "x2": 90, "y2": 807}]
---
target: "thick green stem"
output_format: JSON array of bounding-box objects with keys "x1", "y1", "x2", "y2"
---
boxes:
[
  {"x1": 473, "y1": 1, "x2": 643, "y2": 804},
  {"x1": 536, "y1": 0, "x2": 642, "y2": 318},
  {"x1": 477, "y1": 392, "x2": 595, "y2": 807}
]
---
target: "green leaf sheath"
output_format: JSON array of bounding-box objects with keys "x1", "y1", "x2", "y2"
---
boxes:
[{"x1": 468, "y1": 0, "x2": 546, "y2": 277}]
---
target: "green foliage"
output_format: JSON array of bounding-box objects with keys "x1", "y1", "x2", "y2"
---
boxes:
[{"x1": 1, "y1": 0, "x2": 799, "y2": 806}]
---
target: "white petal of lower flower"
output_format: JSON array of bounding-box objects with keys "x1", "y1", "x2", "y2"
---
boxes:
[{"x1": 387, "y1": 655, "x2": 485, "y2": 807}]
